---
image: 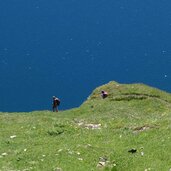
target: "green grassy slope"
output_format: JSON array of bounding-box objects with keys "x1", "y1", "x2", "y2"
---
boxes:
[{"x1": 0, "y1": 81, "x2": 171, "y2": 171}]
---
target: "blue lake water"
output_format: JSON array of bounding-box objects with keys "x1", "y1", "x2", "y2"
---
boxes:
[{"x1": 0, "y1": 0, "x2": 171, "y2": 112}]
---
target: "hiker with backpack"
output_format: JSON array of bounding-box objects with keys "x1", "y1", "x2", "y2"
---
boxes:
[
  {"x1": 101, "y1": 90, "x2": 108, "y2": 99},
  {"x1": 52, "y1": 96, "x2": 60, "y2": 112}
]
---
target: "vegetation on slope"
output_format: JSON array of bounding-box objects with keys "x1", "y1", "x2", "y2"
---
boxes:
[{"x1": 0, "y1": 81, "x2": 171, "y2": 171}]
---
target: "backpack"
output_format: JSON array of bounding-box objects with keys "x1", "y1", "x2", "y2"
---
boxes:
[{"x1": 56, "y1": 98, "x2": 60, "y2": 106}]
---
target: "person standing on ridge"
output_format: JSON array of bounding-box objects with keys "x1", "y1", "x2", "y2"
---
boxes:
[{"x1": 52, "y1": 96, "x2": 60, "y2": 112}]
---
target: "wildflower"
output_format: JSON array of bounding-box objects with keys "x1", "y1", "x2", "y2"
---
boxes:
[
  {"x1": 10, "y1": 135, "x2": 17, "y2": 139},
  {"x1": 141, "y1": 152, "x2": 144, "y2": 156},
  {"x1": 78, "y1": 158, "x2": 83, "y2": 161},
  {"x1": 58, "y1": 149, "x2": 63, "y2": 152},
  {"x1": 1, "y1": 153, "x2": 7, "y2": 156}
]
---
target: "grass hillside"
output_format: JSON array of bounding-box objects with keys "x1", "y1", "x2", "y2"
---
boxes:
[{"x1": 0, "y1": 81, "x2": 171, "y2": 171}]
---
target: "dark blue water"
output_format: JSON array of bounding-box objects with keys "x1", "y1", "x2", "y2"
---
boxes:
[{"x1": 0, "y1": 0, "x2": 171, "y2": 112}]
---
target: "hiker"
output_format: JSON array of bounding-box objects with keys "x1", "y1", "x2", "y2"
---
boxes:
[
  {"x1": 101, "y1": 90, "x2": 108, "y2": 99},
  {"x1": 52, "y1": 96, "x2": 60, "y2": 112}
]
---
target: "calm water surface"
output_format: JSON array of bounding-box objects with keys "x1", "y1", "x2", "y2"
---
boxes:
[{"x1": 0, "y1": 0, "x2": 171, "y2": 112}]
